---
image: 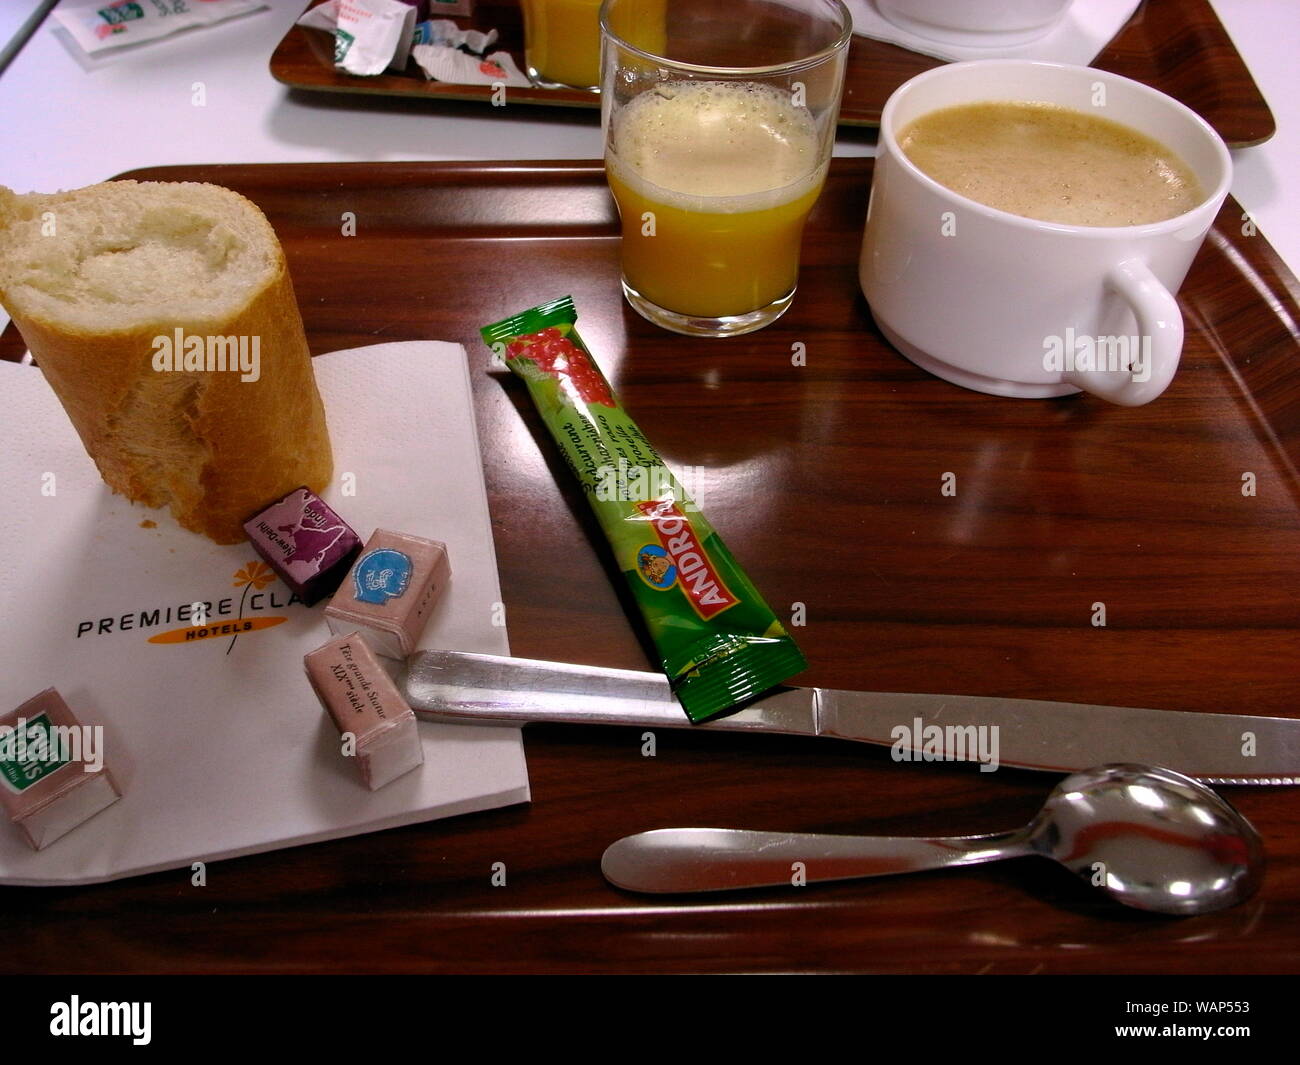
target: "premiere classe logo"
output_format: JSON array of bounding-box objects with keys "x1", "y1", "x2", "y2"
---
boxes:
[{"x1": 75, "y1": 561, "x2": 303, "y2": 648}]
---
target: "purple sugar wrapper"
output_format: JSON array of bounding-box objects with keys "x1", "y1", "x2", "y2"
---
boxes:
[{"x1": 242, "y1": 487, "x2": 362, "y2": 606}]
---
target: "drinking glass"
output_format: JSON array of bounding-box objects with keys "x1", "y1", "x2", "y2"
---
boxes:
[
  {"x1": 600, "y1": 0, "x2": 851, "y2": 336},
  {"x1": 522, "y1": 0, "x2": 604, "y2": 90}
]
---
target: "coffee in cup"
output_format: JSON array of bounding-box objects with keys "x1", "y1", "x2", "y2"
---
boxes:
[{"x1": 897, "y1": 101, "x2": 1203, "y2": 228}]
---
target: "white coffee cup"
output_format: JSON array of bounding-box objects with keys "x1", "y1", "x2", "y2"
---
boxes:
[{"x1": 859, "y1": 60, "x2": 1233, "y2": 405}]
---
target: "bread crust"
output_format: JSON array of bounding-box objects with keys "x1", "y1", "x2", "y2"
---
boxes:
[{"x1": 0, "y1": 182, "x2": 332, "y2": 543}]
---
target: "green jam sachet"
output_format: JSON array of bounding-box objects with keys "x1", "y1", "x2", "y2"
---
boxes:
[{"x1": 481, "y1": 296, "x2": 807, "y2": 722}]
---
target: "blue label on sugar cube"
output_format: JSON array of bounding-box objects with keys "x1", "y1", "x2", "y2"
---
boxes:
[{"x1": 353, "y1": 549, "x2": 412, "y2": 604}]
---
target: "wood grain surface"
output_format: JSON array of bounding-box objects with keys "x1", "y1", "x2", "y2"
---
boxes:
[
  {"x1": 1, "y1": 159, "x2": 1297, "y2": 973},
  {"x1": 270, "y1": 0, "x2": 1276, "y2": 146}
]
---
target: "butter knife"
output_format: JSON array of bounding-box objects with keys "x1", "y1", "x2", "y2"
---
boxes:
[{"x1": 399, "y1": 650, "x2": 1300, "y2": 785}]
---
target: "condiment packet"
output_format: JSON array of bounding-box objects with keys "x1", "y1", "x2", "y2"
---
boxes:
[
  {"x1": 298, "y1": 0, "x2": 417, "y2": 76},
  {"x1": 481, "y1": 297, "x2": 808, "y2": 723},
  {"x1": 413, "y1": 19, "x2": 497, "y2": 54},
  {"x1": 412, "y1": 44, "x2": 529, "y2": 86},
  {"x1": 52, "y1": 0, "x2": 268, "y2": 55},
  {"x1": 0, "y1": 689, "x2": 121, "y2": 851}
]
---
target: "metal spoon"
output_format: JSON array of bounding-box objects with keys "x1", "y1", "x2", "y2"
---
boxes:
[{"x1": 601, "y1": 764, "x2": 1264, "y2": 915}]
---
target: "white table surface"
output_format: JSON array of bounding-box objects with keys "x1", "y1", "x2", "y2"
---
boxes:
[{"x1": 1, "y1": 0, "x2": 1297, "y2": 338}]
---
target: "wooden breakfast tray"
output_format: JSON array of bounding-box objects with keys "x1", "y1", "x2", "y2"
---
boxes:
[
  {"x1": 271, "y1": 0, "x2": 1276, "y2": 147},
  {"x1": 2, "y1": 159, "x2": 1297, "y2": 974}
]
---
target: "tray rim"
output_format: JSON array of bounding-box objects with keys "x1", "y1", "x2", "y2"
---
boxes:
[
  {"x1": 7, "y1": 155, "x2": 1298, "y2": 398},
  {"x1": 101, "y1": 153, "x2": 1300, "y2": 290},
  {"x1": 3, "y1": 155, "x2": 1295, "y2": 498},
  {"x1": 26, "y1": 155, "x2": 1297, "y2": 501}
]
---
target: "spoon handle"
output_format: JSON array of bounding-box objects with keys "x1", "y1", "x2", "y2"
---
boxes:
[{"x1": 602, "y1": 827, "x2": 1034, "y2": 894}]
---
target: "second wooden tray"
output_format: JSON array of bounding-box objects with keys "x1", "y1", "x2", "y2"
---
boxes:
[{"x1": 271, "y1": 0, "x2": 1275, "y2": 146}]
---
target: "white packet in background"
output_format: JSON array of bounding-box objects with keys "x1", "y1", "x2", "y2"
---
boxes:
[
  {"x1": 413, "y1": 19, "x2": 497, "y2": 54},
  {"x1": 296, "y1": 2, "x2": 339, "y2": 31},
  {"x1": 299, "y1": 0, "x2": 417, "y2": 76},
  {"x1": 53, "y1": 0, "x2": 267, "y2": 55},
  {"x1": 411, "y1": 44, "x2": 529, "y2": 87}
]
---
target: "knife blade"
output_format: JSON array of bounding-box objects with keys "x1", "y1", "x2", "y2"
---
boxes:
[{"x1": 399, "y1": 650, "x2": 1300, "y2": 784}]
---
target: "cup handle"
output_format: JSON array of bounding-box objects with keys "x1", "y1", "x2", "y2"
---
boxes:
[{"x1": 1063, "y1": 259, "x2": 1183, "y2": 407}]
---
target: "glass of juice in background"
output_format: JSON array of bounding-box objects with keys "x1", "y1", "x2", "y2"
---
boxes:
[
  {"x1": 600, "y1": 0, "x2": 851, "y2": 337},
  {"x1": 522, "y1": 0, "x2": 604, "y2": 90}
]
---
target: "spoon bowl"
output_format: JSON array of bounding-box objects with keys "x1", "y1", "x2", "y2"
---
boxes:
[
  {"x1": 600, "y1": 764, "x2": 1264, "y2": 915},
  {"x1": 1023, "y1": 764, "x2": 1264, "y2": 914}
]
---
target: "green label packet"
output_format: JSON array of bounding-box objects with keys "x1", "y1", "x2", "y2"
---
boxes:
[
  {"x1": 482, "y1": 296, "x2": 807, "y2": 722},
  {"x1": 0, "y1": 712, "x2": 71, "y2": 794},
  {"x1": 98, "y1": 4, "x2": 143, "y2": 26},
  {"x1": 334, "y1": 28, "x2": 355, "y2": 64}
]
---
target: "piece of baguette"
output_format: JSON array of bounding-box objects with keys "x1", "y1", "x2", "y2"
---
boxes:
[{"x1": 0, "y1": 180, "x2": 332, "y2": 544}]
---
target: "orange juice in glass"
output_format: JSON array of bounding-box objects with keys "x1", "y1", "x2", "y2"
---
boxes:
[
  {"x1": 521, "y1": 0, "x2": 603, "y2": 90},
  {"x1": 523, "y1": 0, "x2": 666, "y2": 90},
  {"x1": 601, "y1": 0, "x2": 851, "y2": 336}
]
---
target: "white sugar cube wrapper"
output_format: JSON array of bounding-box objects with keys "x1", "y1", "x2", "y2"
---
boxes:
[
  {"x1": 413, "y1": 44, "x2": 530, "y2": 87},
  {"x1": 0, "y1": 342, "x2": 529, "y2": 886},
  {"x1": 54, "y1": 0, "x2": 268, "y2": 55}
]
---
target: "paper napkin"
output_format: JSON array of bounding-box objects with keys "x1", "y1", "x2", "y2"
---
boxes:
[{"x1": 0, "y1": 342, "x2": 529, "y2": 886}]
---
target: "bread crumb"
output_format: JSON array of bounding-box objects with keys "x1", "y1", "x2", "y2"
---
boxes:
[{"x1": 140, "y1": 519, "x2": 157, "y2": 529}]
